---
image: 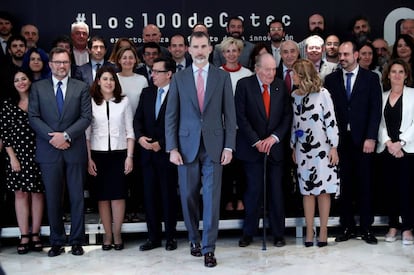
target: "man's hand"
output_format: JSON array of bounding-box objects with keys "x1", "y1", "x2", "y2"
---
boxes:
[
  {"x1": 169, "y1": 149, "x2": 183, "y2": 166},
  {"x1": 363, "y1": 139, "x2": 376, "y2": 153},
  {"x1": 48, "y1": 132, "x2": 70, "y2": 150},
  {"x1": 221, "y1": 150, "x2": 233, "y2": 165}
]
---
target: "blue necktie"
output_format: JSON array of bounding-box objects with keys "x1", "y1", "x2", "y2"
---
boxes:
[
  {"x1": 345, "y1": 72, "x2": 353, "y2": 100},
  {"x1": 56, "y1": 81, "x2": 64, "y2": 115},
  {"x1": 155, "y1": 88, "x2": 165, "y2": 118},
  {"x1": 177, "y1": 64, "x2": 184, "y2": 71}
]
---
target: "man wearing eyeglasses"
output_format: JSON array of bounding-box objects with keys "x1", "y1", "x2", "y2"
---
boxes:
[
  {"x1": 268, "y1": 19, "x2": 286, "y2": 67},
  {"x1": 134, "y1": 57, "x2": 178, "y2": 252},
  {"x1": 135, "y1": 42, "x2": 161, "y2": 86},
  {"x1": 29, "y1": 47, "x2": 92, "y2": 257}
]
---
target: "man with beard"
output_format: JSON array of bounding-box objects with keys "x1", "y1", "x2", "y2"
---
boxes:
[
  {"x1": 372, "y1": 38, "x2": 390, "y2": 72},
  {"x1": 21, "y1": 24, "x2": 39, "y2": 49},
  {"x1": 298, "y1": 13, "x2": 326, "y2": 59},
  {"x1": 165, "y1": 31, "x2": 236, "y2": 267},
  {"x1": 213, "y1": 16, "x2": 254, "y2": 68},
  {"x1": 325, "y1": 35, "x2": 340, "y2": 65},
  {"x1": 0, "y1": 11, "x2": 14, "y2": 60},
  {"x1": 349, "y1": 15, "x2": 372, "y2": 47},
  {"x1": 268, "y1": 19, "x2": 286, "y2": 67},
  {"x1": 0, "y1": 35, "x2": 27, "y2": 100}
]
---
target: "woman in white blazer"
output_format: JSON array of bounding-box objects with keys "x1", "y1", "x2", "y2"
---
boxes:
[{"x1": 377, "y1": 59, "x2": 414, "y2": 245}]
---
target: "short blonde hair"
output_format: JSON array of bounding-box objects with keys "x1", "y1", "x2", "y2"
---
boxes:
[
  {"x1": 292, "y1": 59, "x2": 322, "y2": 93},
  {"x1": 220, "y1": 37, "x2": 244, "y2": 53}
]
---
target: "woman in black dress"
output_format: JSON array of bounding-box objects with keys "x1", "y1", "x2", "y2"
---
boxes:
[
  {"x1": 0, "y1": 70, "x2": 44, "y2": 254},
  {"x1": 86, "y1": 66, "x2": 135, "y2": 250}
]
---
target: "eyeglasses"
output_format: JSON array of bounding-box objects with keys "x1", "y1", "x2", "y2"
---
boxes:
[
  {"x1": 50, "y1": 60, "x2": 70, "y2": 65},
  {"x1": 151, "y1": 69, "x2": 168, "y2": 75},
  {"x1": 270, "y1": 27, "x2": 284, "y2": 32}
]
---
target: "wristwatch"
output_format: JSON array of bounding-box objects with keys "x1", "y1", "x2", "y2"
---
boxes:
[
  {"x1": 63, "y1": 131, "x2": 71, "y2": 142},
  {"x1": 400, "y1": 140, "x2": 406, "y2": 146}
]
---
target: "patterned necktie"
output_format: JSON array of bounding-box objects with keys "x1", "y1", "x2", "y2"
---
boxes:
[
  {"x1": 345, "y1": 72, "x2": 353, "y2": 100},
  {"x1": 285, "y1": 69, "x2": 292, "y2": 94},
  {"x1": 56, "y1": 81, "x2": 64, "y2": 115},
  {"x1": 197, "y1": 69, "x2": 205, "y2": 113},
  {"x1": 262, "y1": 84, "x2": 270, "y2": 118},
  {"x1": 155, "y1": 88, "x2": 165, "y2": 119}
]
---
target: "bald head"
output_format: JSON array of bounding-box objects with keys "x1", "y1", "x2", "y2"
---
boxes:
[{"x1": 143, "y1": 24, "x2": 161, "y2": 43}]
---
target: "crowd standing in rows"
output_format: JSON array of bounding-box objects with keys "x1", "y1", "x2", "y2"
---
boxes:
[{"x1": 0, "y1": 10, "x2": 414, "y2": 268}]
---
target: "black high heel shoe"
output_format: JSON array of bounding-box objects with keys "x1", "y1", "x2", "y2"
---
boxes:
[
  {"x1": 304, "y1": 241, "x2": 314, "y2": 247},
  {"x1": 30, "y1": 232, "x2": 43, "y2": 252},
  {"x1": 17, "y1": 234, "x2": 31, "y2": 254},
  {"x1": 317, "y1": 241, "x2": 328, "y2": 247}
]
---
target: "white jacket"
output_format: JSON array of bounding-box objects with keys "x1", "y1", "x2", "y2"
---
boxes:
[
  {"x1": 86, "y1": 96, "x2": 135, "y2": 151},
  {"x1": 377, "y1": 86, "x2": 414, "y2": 153}
]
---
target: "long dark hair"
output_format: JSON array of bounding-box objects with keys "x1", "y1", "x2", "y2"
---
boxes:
[
  {"x1": 9, "y1": 69, "x2": 33, "y2": 105},
  {"x1": 90, "y1": 66, "x2": 124, "y2": 105}
]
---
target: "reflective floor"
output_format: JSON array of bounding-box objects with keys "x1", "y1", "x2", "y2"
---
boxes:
[{"x1": 1, "y1": 231, "x2": 414, "y2": 275}]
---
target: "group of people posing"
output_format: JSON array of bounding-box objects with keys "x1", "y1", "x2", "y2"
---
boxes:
[{"x1": 1, "y1": 11, "x2": 414, "y2": 268}]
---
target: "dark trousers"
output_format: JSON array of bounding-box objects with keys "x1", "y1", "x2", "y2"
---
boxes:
[
  {"x1": 338, "y1": 133, "x2": 374, "y2": 232},
  {"x1": 379, "y1": 151, "x2": 414, "y2": 231},
  {"x1": 242, "y1": 157, "x2": 285, "y2": 238},
  {"x1": 142, "y1": 152, "x2": 178, "y2": 241}
]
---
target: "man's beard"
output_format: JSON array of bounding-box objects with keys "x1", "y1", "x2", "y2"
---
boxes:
[
  {"x1": 229, "y1": 32, "x2": 242, "y2": 39},
  {"x1": 271, "y1": 35, "x2": 283, "y2": 42},
  {"x1": 355, "y1": 32, "x2": 369, "y2": 46},
  {"x1": 310, "y1": 27, "x2": 325, "y2": 39}
]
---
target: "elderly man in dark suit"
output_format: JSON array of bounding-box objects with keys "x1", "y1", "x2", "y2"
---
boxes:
[
  {"x1": 324, "y1": 41, "x2": 382, "y2": 244},
  {"x1": 235, "y1": 53, "x2": 292, "y2": 248},
  {"x1": 165, "y1": 31, "x2": 236, "y2": 268},
  {"x1": 29, "y1": 47, "x2": 92, "y2": 257},
  {"x1": 134, "y1": 57, "x2": 178, "y2": 252},
  {"x1": 73, "y1": 36, "x2": 113, "y2": 86}
]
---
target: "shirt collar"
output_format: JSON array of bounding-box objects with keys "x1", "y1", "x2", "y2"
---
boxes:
[{"x1": 52, "y1": 75, "x2": 69, "y2": 87}]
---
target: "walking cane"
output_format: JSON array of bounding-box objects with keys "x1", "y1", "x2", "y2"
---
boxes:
[{"x1": 262, "y1": 153, "x2": 268, "y2": 251}]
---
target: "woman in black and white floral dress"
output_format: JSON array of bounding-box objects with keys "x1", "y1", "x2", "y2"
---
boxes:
[{"x1": 290, "y1": 59, "x2": 339, "y2": 247}]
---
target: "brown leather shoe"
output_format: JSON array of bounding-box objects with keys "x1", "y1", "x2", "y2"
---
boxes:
[{"x1": 204, "y1": 252, "x2": 217, "y2": 267}]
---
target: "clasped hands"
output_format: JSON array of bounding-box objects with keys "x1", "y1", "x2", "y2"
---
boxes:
[
  {"x1": 48, "y1": 132, "x2": 70, "y2": 150},
  {"x1": 386, "y1": 141, "x2": 404, "y2": 158},
  {"x1": 255, "y1": 136, "x2": 277, "y2": 155},
  {"x1": 138, "y1": 136, "x2": 161, "y2": 152}
]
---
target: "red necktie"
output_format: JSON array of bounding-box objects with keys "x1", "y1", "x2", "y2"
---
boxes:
[
  {"x1": 285, "y1": 69, "x2": 292, "y2": 94},
  {"x1": 262, "y1": 84, "x2": 270, "y2": 118},
  {"x1": 197, "y1": 69, "x2": 204, "y2": 112}
]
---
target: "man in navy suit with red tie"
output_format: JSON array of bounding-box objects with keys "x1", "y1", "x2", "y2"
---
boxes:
[
  {"x1": 134, "y1": 57, "x2": 178, "y2": 252},
  {"x1": 235, "y1": 53, "x2": 292, "y2": 248}
]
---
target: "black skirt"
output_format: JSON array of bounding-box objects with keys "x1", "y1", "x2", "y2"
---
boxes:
[{"x1": 90, "y1": 150, "x2": 127, "y2": 201}]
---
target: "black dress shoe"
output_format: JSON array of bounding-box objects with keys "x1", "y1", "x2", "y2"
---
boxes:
[
  {"x1": 317, "y1": 241, "x2": 328, "y2": 247},
  {"x1": 48, "y1": 245, "x2": 65, "y2": 257},
  {"x1": 139, "y1": 240, "x2": 161, "y2": 251},
  {"x1": 114, "y1": 243, "x2": 124, "y2": 250},
  {"x1": 304, "y1": 241, "x2": 314, "y2": 247},
  {"x1": 165, "y1": 239, "x2": 177, "y2": 251},
  {"x1": 190, "y1": 242, "x2": 202, "y2": 257},
  {"x1": 204, "y1": 252, "x2": 217, "y2": 268},
  {"x1": 361, "y1": 231, "x2": 378, "y2": 244},
  {"x1": 71, "y1": 245, "x2": 84, "y2": 256},
  {"x1": 335, "y1": 228, "x2": 356, "y2": 242},
  {"x1": 274, "y1": 238, "x2": 286, "y2": 247},
  {"x1": 102, "y1": 244, "x2": 113, "y2": 251},
  {"x1": 238, "y1": 235, "x2": 252, "y2": 247}
]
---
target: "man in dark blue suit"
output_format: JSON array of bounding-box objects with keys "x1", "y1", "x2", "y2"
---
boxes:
[
  {"x1": 165, "y1": 31, "x2": 236, "y2": 268},
  {"x1": 134, "y1": 57, "x2": 178, "y2": 251},
  {"x1": 324, "y1": 41, "x2": 382, "y2": 244},
  {"x1": 73, "y1": 36, "x2": 112, "y2": 86},
  {"x1": 29, "y1": 47, "x2": 92, "y2": 256},
  {"x1": 135, "y1": 42, "x2": 161, "y2": 86},
  {"x1": 235, "y1": 53, "x2": 292, "y2": 248}
]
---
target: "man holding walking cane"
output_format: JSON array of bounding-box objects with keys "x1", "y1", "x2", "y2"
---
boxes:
[{"x1": 235, "y1": 53, "x2": 292, "y2": 248}]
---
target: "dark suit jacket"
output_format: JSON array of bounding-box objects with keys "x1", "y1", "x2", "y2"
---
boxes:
[
  {"x1": 165, "y1": 64, "x2": 237, "y2": 163},
  {"x1": 324, "y1": 68, "x2": 382, "y2": 146},
  {"x1": 73, "y1": 60, "x2": 113, "y2": 86},
  {"x1": 134, "y1": 85, "x2": 169, "y2": 164},
  {"x1": 28, "y1": 77, "x2": 92, "y2": 163},
  {"x1": 135, "y1": 65, "x2": 154, "y2": 86},
  {"x1": 235, "y1": 74, "x2": 292, "y2": 162}
]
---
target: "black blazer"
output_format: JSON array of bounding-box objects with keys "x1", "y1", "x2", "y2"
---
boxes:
[
  {"x1": 135, "y1": 65, "x2": 154, "y2": 86},
  {"x1": 235, "y1": 74, "x2": 292, "y2": 162},
  {"x1": 73, "y1": 60, "x2": 113, "y2": 86},
  {"x1": 133, "y1": 85, "x2": 168, "y2": 164},
  {"x1": 324, "y1": 68, "x2": 382, "y2": 146}
]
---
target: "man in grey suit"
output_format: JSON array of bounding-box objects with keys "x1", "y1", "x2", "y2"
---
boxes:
[
  {"x1": 29, "y1": 47, "x2": 92, "y2": 257},
  {"x1": 165, "y1": 31, "x2": 236, "y2": 268}
]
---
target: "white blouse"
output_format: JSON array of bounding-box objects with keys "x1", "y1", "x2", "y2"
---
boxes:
[{"x1": 86, "y1": 96, "x2": 135, "y2": 151}]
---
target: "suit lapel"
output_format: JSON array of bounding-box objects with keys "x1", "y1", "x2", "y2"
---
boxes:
[
  {"x1": 45, "y1": 78, "x2": 61, "y2": 117},
  {"x1": 203, "y1": 66, "x2": 218, "y2": 111},
  {"x1": 268, "y1": 82, "x2": 282, "y2": 121},
  {"x1": 62, "y1": 78, "x2": 76, "y2": 117},
  {"x1": 253, "y1": 78, "x2": 267, "y2": 120},
  {"x1": 183, "y1": 68, "x2": 200, "y2": 113}
]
